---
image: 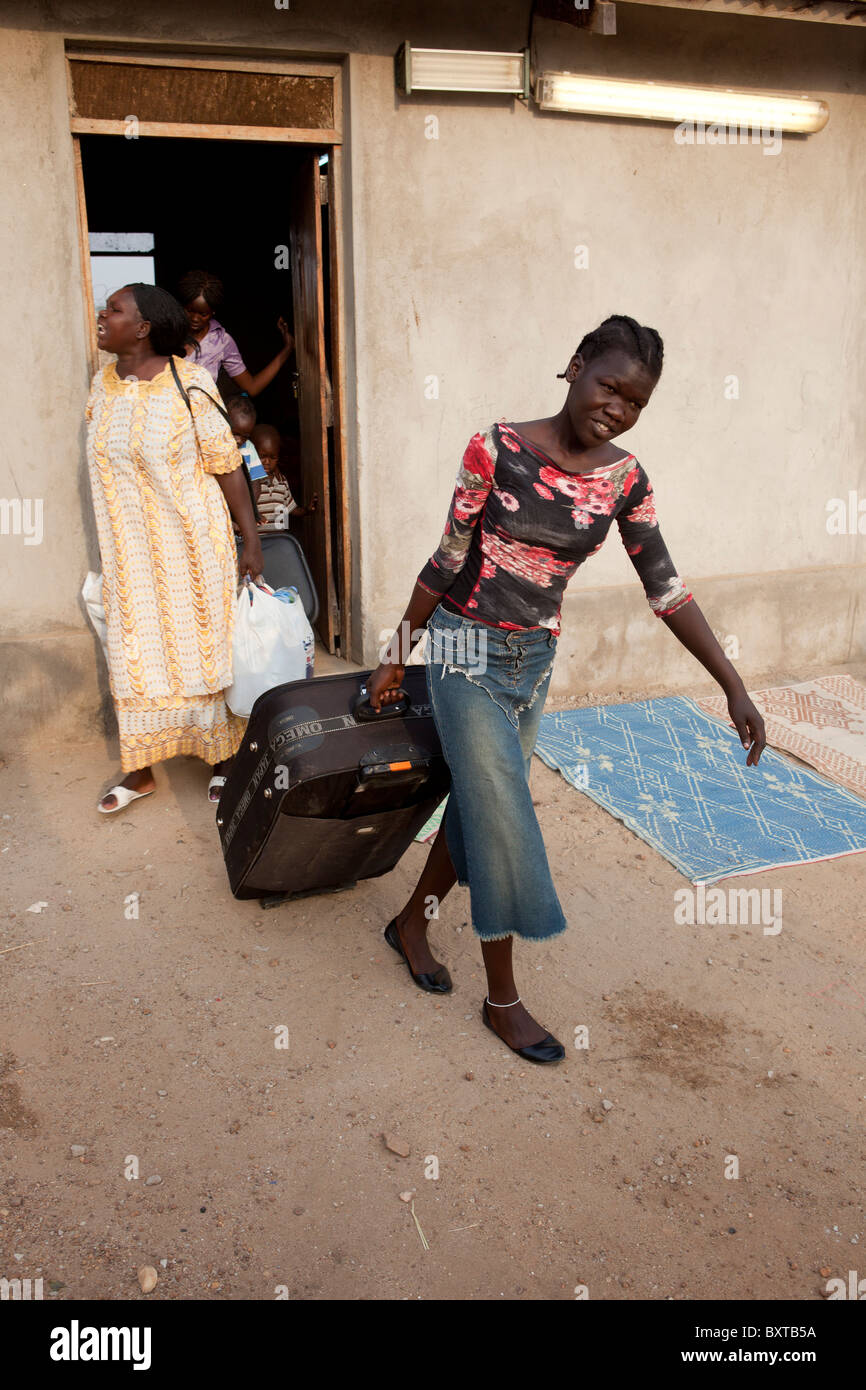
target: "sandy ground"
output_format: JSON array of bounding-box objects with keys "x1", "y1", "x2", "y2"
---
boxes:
[{"x1": 1, "y1": 657, "x2": 865, "y2": 1303}]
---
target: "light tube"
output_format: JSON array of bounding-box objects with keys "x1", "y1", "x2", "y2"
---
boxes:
[
  {"x1": 396, "y1": 44, "x2": 530, "y2": 96},
  {"x1": 535, "y1": 72, "x2": 828, "y2": 134}
]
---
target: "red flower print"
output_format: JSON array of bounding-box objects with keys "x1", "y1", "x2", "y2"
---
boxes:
[
  {"x1": 495, "y1": 490, "x2": 519, "y2": 511},
  {"x1": 622, "y1": 464, "x2": 640, "y2": 496},
  {"x1": 452, "y1": 483, "x2": 488, "y2": 522},
  {"x1": 482, "y1": 531, "x2": 572, "y2": 587},
  {"x1": 533, "y1": 483, "x2": 555, "y2": 500},
  {"x1": 463, "y1": 433, "x2": 496, "y2": 482},
  {"x1": 498, "y1": 427, "x2": 522, "y2": 454},
  {"x1": 625, "y1": 542, "x2": 643, "y2": 556},
  {"x1": 625, "y1": 490, "x2": 658, "y2": 525},
  {"x1": 539, "y1": 465, "x2": 566, "y2": 491},
  {"x1": 583, "y1": 494, "x2": 616, "y2": 516},
  {"x1": 571, "y1": 507, "x2": 593, "y2": 529},
  {"x1": 586, "y1": 478, "x2": 615, "y2": 501},
  {"x1": 466, "y1": 599, "x2": 478, "y2": 608},
  {"x1": 571, "y1": 478, "x2": 615, "y2": 515},
  {"x1": 543, "y1": 471, "x2": 598, "y2": 501},
  {"x1": 480, "y1": 558, "x2": 497, "y2": 579}
]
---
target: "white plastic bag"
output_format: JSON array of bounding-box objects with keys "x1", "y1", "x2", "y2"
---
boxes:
[
  {"x1": 272, "y1": 588, "x2": 315, "y2": 680},
  {"x1": 225, "y1": 580, "x2": 316, "y2": 716},
  {"x1": 82, "y1": 571, "x2": 108, "y2": 659}
]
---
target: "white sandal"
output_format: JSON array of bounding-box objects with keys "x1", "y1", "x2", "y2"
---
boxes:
[
  {"x1": 97, "y1": 784, "x2": 155, "y2": 815},
  {"x1": 208, "y1": 775, "x2": 227, "y2": 803}
]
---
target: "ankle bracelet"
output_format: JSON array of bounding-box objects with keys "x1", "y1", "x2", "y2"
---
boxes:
[{"x1": 486, "y1": 996, "x2": 521, "y2": 1007}]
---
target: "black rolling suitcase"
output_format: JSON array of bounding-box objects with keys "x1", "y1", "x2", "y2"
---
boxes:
[{"x1": 216, "y1": 666, "x2": 450, "y2": 901}]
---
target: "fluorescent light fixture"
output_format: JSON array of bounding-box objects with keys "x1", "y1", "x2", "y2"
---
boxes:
[
  {"x1": 396, "y1": 43, "x2": 530, "y2": 97},
  {"x1": 535, "y1": 73, "x2": 828, "y2": 134}
]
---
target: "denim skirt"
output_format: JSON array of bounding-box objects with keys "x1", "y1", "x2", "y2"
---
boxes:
[{"x1": 424, "y1": 605, "x2": 568, "y2": 944}]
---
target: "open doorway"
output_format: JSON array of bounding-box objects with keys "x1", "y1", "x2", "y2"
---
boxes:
[{"x1": 77, "y1": 131, "x2": 347, "y2": 655}]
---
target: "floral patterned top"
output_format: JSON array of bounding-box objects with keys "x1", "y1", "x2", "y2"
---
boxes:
[{"x1": 417, "y1": 422, "x2": 693, "y2": 634}]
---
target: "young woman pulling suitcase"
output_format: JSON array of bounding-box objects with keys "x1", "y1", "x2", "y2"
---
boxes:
[{"x1": 366, "y1": 314, "x2": 765, "y2": 1064}]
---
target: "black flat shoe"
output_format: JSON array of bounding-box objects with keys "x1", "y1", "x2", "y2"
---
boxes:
[
  {"x1": 384, "y1": 918, "x2": 453, "y2": 994},
  {"x1": 481, "y1": 998, "x2": 565, "y2": 1063}
]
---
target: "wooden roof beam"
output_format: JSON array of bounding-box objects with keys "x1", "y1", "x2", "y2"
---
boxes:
[{"x1": 619, "y1": 0, "x2": 866, "y2": 27}]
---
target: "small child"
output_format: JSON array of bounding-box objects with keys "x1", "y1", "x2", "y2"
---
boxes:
[
  {"x1": 226, "y1": 394, "x2": 266, "y2": 483},
  {"x1": 251, "y1": 423, "x2": 318, "y2": 532}
]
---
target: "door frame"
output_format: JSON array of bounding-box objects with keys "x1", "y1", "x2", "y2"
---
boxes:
[{"x1": 66, "y1": 44, "x2": 352, "y2": 657}]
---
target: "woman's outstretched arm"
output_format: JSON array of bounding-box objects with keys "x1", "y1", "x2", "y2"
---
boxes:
[
  {"x1": 368, "y1": 428, "x2": 497, "y2": 711},
  {"x1": 617, "y1": 468, "x2": 765, "y2": 766},
  {"x1": 367, "y1": 582, "x2": 442, "y2": 711},
  {"x1": 661, "y1": 600, "x2": 766, "y2": 766},
  {"x1": 229, "y1": 318, "x2": 295, "y2": 398}
]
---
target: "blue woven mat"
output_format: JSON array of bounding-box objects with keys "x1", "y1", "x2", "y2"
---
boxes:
[
  {"x1": 414, "y1": 798, "x2": 448, "y2": 843},
  {"x1": 534, "y1": 696, "x2": 866, "y2": 884}
]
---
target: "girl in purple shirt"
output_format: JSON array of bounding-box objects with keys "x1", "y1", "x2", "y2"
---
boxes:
[{"x1": 178, "y1": 270, "x2": 294, "y2": 397}]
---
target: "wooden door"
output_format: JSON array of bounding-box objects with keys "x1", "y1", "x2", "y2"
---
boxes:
[
  {"x1": 290, "y1": 155, "x2": 337, "y2": 650},
  {"x1": 72, "y1": 137, "x2": 99, "y2": 374},
  {"x1": 326, "y1": 146, "x2": 352, "y2": 659}
]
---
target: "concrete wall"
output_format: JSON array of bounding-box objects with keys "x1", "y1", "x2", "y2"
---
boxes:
[
  {"x1": 0, "y1": 28, "x2": 111, "y2": 740},
  {"x1": 0, "y1": 1, "x2": 863, "y2": 750},
  {"x1": 349, "y1": 7, "x2": 866, "y2": 693}
]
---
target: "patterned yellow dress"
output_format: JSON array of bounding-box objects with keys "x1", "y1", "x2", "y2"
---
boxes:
[{"x1": 86, "y1": 357, "x2": 246, "y2": 772}]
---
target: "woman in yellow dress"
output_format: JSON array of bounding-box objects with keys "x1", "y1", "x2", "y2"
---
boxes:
[{"x1": 87, "y1": 283, "x2": 264, "y2": 813}]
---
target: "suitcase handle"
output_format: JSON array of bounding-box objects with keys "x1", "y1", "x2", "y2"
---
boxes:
[{"x1": 352, "y1": 683, "x2": 411, "y2": 722}]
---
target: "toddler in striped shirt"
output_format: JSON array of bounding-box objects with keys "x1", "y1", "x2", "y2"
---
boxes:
[{"x1": 250, "y1": 424, "x2": 318, "y2": 532}]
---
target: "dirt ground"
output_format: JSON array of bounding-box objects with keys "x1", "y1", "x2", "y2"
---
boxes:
[{"x1": 2, "y1": 659, "x2": 865, "y2": 1303}]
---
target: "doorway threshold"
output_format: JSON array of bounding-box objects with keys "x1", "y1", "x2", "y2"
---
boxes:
[{"x1": 313, "y1": 639, "x2": 364, "y2": 677}]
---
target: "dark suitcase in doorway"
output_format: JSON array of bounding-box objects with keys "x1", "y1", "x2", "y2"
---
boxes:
[
  {"x1": 237, "y1": 532, "x2": 319, "y2": 625},
  {"x1": 216, "y1": 666, "x2": 450, "y2": 900}
]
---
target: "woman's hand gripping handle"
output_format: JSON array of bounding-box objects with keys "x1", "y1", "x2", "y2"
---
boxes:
[{"x1": 366, "y1": 582, "x2": 443, "y2": 711}]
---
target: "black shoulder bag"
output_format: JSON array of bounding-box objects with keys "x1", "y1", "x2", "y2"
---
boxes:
[{"x1": 169, "y1": 356, "x2": 261, "y2": 523}]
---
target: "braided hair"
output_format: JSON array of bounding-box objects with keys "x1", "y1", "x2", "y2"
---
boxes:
[
  {"x1": 559, "y1": 314, "x2": 664, "y2": 380},
  {"x1": 125, "y1": 283, "x2": 196, "y2": 357},
  {"x1": 177, "y1": 269, "x2": 224, "y2": 314}
]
